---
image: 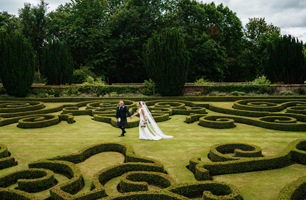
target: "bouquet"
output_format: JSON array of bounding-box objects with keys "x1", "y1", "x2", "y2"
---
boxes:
[{"x1": 140, "y1": 120, "x2": 147, "y2": 128}]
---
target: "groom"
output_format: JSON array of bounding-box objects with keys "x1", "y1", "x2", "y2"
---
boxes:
[{"x1": 116, "y1": 100, "x2": 132, "y2": 137}]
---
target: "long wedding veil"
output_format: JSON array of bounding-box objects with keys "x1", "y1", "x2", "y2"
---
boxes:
[{"x1": 141, "y1": 101, "x2": 173, "y2": 139}]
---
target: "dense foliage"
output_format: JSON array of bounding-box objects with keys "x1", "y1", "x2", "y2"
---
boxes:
[
  {"x1": 1, "y1": 0, "x2": 306, "y2": 85},
  {"x1": 41, "y1": 39, "x2": 74, "y2": 85},
  {"x1": 0, "y1": 31, "x2": 34, "y2": 97},
  {"x1": 262, "y1": 35, "x2": 306, "y2": 84},
  {"x1": 18, "y1": 0, "x2": 49, "y2": 76},
  {"x1": 143, "y1": 28, "x2": 190, "y2": 96}
]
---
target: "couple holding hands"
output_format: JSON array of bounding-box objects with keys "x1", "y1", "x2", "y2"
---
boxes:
[{"x1": 116, "y1": 100, "x2": 173, "y2": 140}]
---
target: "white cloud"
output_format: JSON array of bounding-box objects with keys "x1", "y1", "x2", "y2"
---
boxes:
[
  {"x1": 1, "y1": 0, "x2": 306, "y2": 42},
  {"x1": 201, "y1": 0, "x2": 306, "y2": 42}
]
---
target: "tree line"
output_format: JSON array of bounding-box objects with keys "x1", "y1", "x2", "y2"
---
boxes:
[{"x1": 0, "y1": 0, "x2": 306, "y2": 85}]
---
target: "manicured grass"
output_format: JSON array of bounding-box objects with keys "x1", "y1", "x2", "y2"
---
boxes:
[{"x1": 0, "y1": 101, "x2": 306, "y2": 199}]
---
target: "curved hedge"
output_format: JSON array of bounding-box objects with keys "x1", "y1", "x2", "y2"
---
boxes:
[
  {"x1": 189, "y1": 139, "x2": 306, "y2": 180},
  {"x1": 120, "y1": 171, "x2": 175, "y2": 193},
  {"x1": 199, "y1": 116, "x2": 235, "y2": 129},
  {"x1": 166, "y1": 181, "x2": 242, "y2": 200},
  {"x1": 185, "y1": 114, "x2": 206, "y2": 123},
  {"x1": 286, "y1": 106, "x2": 306, "y2": 115},
  {"x1": 277, "y1": 176, "x2": 306, "y2": 200},
  {"x1": 209, "y1": 143, "x2": 263, "y2": 162},
  {"x1": 17, "y1": 115, "x2": 60, "y2": 128},
  {"x1": 0, "y1": 168, "x2": 54, "y2": 192},
  {"x1": 100, "y1": 190, "x2": 189, "y2": 200},
  {"x1": 0, "y1": 188, "x2": 40, "y2": 200},
  {"x1": 25, "y1": 142, "x2": 166, "y2": 199},
  {"x1": 62, "y1": 107, "x2": 93, "y2": 116},
  {"x1": 233, "y1": 100, "x2": 306, "y2": 112},
  {"x1": 0, "y1": 101, "x2": 44, "y2": 113},
  {"x1": 199, "y1": 115, "x2": 306, "y2": 131},
  {"x1": 0, "y1": 144, "x2": 16, "y2": 169}
]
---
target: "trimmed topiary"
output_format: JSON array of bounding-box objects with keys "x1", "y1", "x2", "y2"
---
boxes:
[
  {"x1": 41, "y1": 39, "x2": 74, "y2": 85},
  {"x1": 0, "y1": 31, "x2": 35, "y2": 97},
  {"x1": 143, "y1": 28, "x2": 190, "y2": 96}
]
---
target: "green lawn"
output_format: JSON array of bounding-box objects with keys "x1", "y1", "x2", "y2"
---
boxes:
[{"x1": 0, "y1": 101, "x2": 306, "y2": 199}]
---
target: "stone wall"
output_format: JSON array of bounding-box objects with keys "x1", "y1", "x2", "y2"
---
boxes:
[{"x1": 270, "y1": 84, "x2": 306, "y2": 93}]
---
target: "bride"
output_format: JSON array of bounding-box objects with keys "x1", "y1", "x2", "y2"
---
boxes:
[{"x1": 131, "y1": 101, "x2": 173, "y2": 140}]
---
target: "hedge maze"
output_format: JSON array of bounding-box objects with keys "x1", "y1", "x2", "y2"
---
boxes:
[{"x1": 1, "y1": 97, "x2": 306, "y2": 199}]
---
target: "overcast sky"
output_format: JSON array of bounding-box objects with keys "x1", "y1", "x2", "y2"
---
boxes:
[{"x1": 1, "y1": 0, "x2": 306, "y2": 42}]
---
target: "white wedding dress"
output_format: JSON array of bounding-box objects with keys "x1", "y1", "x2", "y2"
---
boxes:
[{"x1": 138, "y1": 102, "x2": 173, "y2": 140}]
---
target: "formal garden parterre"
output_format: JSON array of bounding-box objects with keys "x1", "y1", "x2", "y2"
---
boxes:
[{"x1": 1, "y1": 96, "x2": 306, "y2": 199}]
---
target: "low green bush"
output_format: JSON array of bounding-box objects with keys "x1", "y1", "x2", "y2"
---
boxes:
[
  {"x1": 95, "y1": 86, "x2": 140, "y2": 96},
  {"x1": 251, "y1": 75, "x2": 271, "y2": 85},
  {"x1": 202, "y1": 84, "x2": 262, "y2": 95},
  {"x1": 194, "y1": 78, "x2": 212, "y2": 85},
  {"x1": 72, "y1": 67, "x2": 97, "y2": 84},
  {"x1": 280, "y1": 91, "x2": 293, "y2": 96},
  {"x1": 230, "y1": 91, "x2": 245, "y2": 96},
  {"x1": 139, "y1": 79, "x2": 156, "y2": 96},
  {"x1": 297, "y1": 88, "x2": 306, "y2": 95},
  {"x1": 139, "y1": 86, "x2": 155, "y2": 96},
  {"x1": 257, "y1": 85, "x2": 276, "y2": 94}
]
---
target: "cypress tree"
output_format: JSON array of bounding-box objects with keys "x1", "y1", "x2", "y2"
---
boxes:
[
  {"x1": 42, "y1": 39, "x2": 74, "y2": 85},
  {"x1": 0, "y1": 31, "x2": 35, "y2": 97},
  {"x1": 262, "y1": 35, "x2": 306, "y2": 84},
  {"x1": 143, "y1": 28, "x2": 190, "y2": 96}
]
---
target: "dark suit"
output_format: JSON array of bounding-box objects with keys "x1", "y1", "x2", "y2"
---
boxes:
[{"x1": 116, "y1": 105, "x2": 132, "y2": 128}]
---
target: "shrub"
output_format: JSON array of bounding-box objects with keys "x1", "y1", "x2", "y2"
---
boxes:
[
  {"x1": 143, "y1": 28, "x2": 190, "y2": 96},
  {"x1": 251, "y1": 75, "x2": 271, "y2": 85},
  {"x1": 184, "y1": 92, "x2": 202, "y2": 96},
  {"x1": 33, "y1": 72, "x2": 47, "y2": 84},
  {"x1": 297, "y1": 88, "x2": 306, "y2": 95},
  {"x1": 65, "y1": 86, "x2": 81, "y2": 96},
  {"x1": 209, "y1": 91, "x2": 219, "y2": 96},
  {"x1": 280, "y1": 91, "x2": 293, "y2": 96},
  {"x1": 0, "y1": 84, "x2": 6, "y2": 95},
  {"x1": 230, "y1": 91, "x2": 245, "y2": 96},
  {"x1": 46, "y1": 88, "x2": 61, "y2": 97},
  {"x1": 194, "y1": 78, "x2": 211, "y2": 85},
  {"x1": 202, "y1": 84, "x2": 262, "y2": 95},
  {"x1": 0, "y1": 31, "x2": 35, "y2": 97},
  {"x1": 41, "y1": 39, "x2": 74, "y2": 85},
  {"x1": 257, "y1": 85, "x2": 276, "y2": 94},
  {"x1": 95, "y1": 86, "x2": 140, "y2": 96},
  {"x1": 139, "y1": 79, "x2": 156, "y2": 96},
  {"x1": 72, "y1": 66, "x2": 97, "y2": 83},
  {"x1": 83, "y1": 76, "x2": 105, "y2": 86}
]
